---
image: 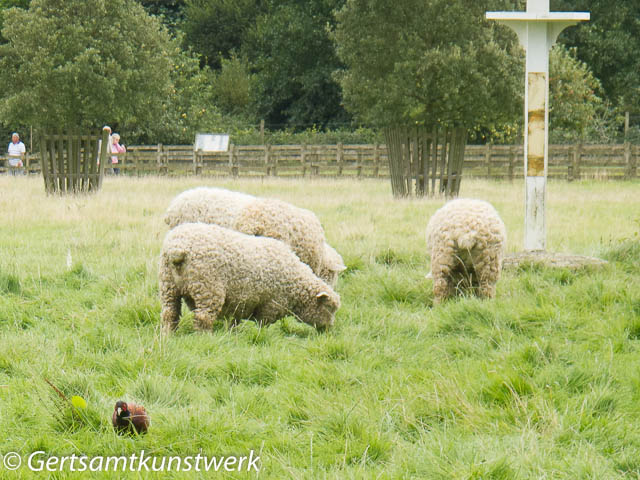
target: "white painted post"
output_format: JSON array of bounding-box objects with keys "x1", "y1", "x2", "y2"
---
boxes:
[{"x1": 487, "y1": 0, "x2": 589, "y2": 251}]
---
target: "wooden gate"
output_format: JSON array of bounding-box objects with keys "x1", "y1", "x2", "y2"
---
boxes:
[
  {"x1": 384, "y1": 126, "x2": 467, "y2": 198},
  {"x1": 39, "y1": 130, "x2": 110, "y2": 194}
]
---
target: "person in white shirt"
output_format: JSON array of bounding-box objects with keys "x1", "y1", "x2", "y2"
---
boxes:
[{"x1": 7, "y1": 132, "x2": 26, "y2": 175}]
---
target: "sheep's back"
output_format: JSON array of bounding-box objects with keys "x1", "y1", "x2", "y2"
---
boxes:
[
  {"x1": 426, "y1": 199, "x2": 506, "y2": 253},
  {"x1": 164, "y1": 187, "x2": 255, "y2": 229}
]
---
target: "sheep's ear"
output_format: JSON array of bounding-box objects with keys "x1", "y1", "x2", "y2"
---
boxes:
[{"x1": 316, "y1": 292, "x2": 330, "y2": 303}]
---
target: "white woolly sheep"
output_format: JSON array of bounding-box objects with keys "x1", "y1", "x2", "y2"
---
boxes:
[
  {"x1": 164, "y1": 187, "x2": 254, "y2": 230},
  {"x1": 164, "y1": 187, "x2": 345, "y2": 285},
  {"x1": 159, "y1": 223, "x2": 340, "y2": 330},
  {"x1": 425, "y1": 198, "x2": 506, "y2": 304}
]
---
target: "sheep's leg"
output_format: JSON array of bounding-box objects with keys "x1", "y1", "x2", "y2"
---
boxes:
[
  {"x1": 184, "y1": 296, "x2": 196, "y2": 311},
  {"x1": 253, "y1": 300, "x2": 282, "y2": 326},
  {"x1": 432, "y1": 275, "x2": 454, "y2": 305},
  {"x1": 190, "y1": 282, "x2": 225, "y2": 331},
  {"x1": 160, "y1": 284, "x2": 182, "y2": 332},
  {"x1": 475, "y1": 254, "x2": 500, "y2": 299},
  {"x1": 430, "y1": 249, "x2": 455, "y2": 304}
]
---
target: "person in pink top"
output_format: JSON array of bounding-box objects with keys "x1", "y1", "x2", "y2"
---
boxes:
[{"x1": 111, "y1": 133, "x2": 126, "y2": 175}]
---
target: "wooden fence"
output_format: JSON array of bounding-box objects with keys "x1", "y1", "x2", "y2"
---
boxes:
[
  {"x1": 385, "y1": 126, "x2": 467, "y2": 197},
  {"x1": 1, "y1": 143, "x2": 638, "y2": 180},
  {"x1": 40, "y1": 131, "x2": 109, "y2": 194}
]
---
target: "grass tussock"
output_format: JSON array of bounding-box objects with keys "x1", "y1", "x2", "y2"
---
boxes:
[{"x1": 0, "y1": 176, "x2": 638, "y2": 478}]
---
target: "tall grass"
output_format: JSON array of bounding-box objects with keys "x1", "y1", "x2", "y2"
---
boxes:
[{"x1": 0, "y1": 175, "x2": 638, "y2": 478}]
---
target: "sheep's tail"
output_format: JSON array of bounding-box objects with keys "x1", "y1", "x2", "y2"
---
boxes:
[
  {"x1": 167, "y1": 250, "x2": 186, "y2": 267},
  {"x1": 457, "y1": 231, "x2": 477, "y2": 251}
]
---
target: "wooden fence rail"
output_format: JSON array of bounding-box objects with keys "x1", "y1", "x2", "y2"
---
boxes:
[{"x1": 1, "y1": 143, "x2": 638, "y2": 180}]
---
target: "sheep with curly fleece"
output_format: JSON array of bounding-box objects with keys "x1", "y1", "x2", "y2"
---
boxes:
[
  {"x1": 164, "y1": 187, "x2": 254, "y2": 230},
  {"x1": 164, "y1": 187, "x2": 345, "y2": 285},
  {"x1": 160, "y1": 222, "x2": 340, "y2": 331},
  {"x1": 426, "y1": 199, "x2": 506, "y2": 304}
]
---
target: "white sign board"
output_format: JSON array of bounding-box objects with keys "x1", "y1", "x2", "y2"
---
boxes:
[{"x1": 194, "y1": 133, "x2": 230, "y2": 152}]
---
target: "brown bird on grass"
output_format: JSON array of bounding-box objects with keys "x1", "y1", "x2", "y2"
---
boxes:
[{"x1": 112, "y1": 401, "x2": 150, "y2": 434}]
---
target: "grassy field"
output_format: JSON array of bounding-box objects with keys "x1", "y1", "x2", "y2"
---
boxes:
[{"x1": 0, "y1": 175, "x2": 638, "y2": 479}]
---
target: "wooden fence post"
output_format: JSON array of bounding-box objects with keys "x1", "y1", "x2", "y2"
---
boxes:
[
  {"x1": 301, "y1": 144, "x2": 307, "y2": 176},
  {"x1": 624, "y1": 141, "x2": 634, "y2": 179},
  {"x1": 193, "y1": 149, "x2": 199, "y2": 175},
  {"x1": 571, "y1": 143, "x2": 582, "y2": 180},
  {"x1": 337, "y1": 143, "x2": 344, "y2": 176},
  {"x1": 508, "y1": 146, "x2": 516, "y2": 181},
  {"x1": 373, "y1": 144, "x2": 380, "y2": 177},
  {"x1": 131, "y1": 149, "x2": 138, "y2": 176},
  {"x1": 264, "y1": 144, "x2": 271, "y2": 175},
  {"x1": 229, "y1": 144, "x2": 237, "y2": 176},
  {"x1": 485, "y1": 144, "x2": 492, "y2": 177},
  {"x1": 269, "y1": 145, "x2": 277, "y2": 176}
]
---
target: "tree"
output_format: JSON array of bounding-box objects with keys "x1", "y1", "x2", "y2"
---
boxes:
[
  {"x1": 0, "y1": 0, "x2": 29, "y2": 42},
  {"x1": 182, "y1": 0, "x2": 265, "y2": 70},
  {"x1": 548, "y1": 45, "x2": 605, "y2": 142},
  {"x1": 554, "y1": 0, "x2": 640, "y2": 114},
  {"x1": 151, "y1": 41, "x2": 262, "y2": 145},
  {"x1": 242, "y1": 0, "x2": 350, "y2": 129},
  {"x1": 211, "y1": 54, "x2": 255, "y2": 119},
  {"x1": 0, "y1": 0, "x2": 174, "y2": 138},
  {"x1": 334, "y1": 0, "x2": 523, "y2": 131},
  {"x1": 137, "y1": 0, "x2": 186, "y2": 36}
]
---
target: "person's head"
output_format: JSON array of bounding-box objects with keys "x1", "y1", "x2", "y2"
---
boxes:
[
  {"x1": 11, "y1": 133, "x2": 19, "y2": 144},
  {"x1": 103, "y1": 125, "x2": 112, "y2": 134},
  {"x1": 112, "y1": 133, "x2": 120, "y2": 143}
]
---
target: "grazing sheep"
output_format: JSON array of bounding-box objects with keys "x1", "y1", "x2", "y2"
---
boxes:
[
  {"x1": 234, "y1": 197, "x2": 326, "y2": 273},
  {"x1": 164, "y1": 187, "x2": 254, "y2": 230},
  {"x1": 426, "y1": 199, "x2": 506, "y2": 304},
  {"x1": 164, "y1": 187, "x2": 345, "y2": 285},
  {"x1": 159, "y1": 223, "x2": 340, "y2": 331}
]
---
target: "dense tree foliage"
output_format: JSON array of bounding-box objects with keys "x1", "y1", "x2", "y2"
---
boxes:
[
  {"x1": 471, "y1": 44, "x2": 606, "y2": 144},
  {"x1": 548, "y1": 45, "x2": 608, "y2": 142},
  {"x1": 138, "y1": 0, "x2": 185, "y2": 35},
  {"x1": 0, "y1": 0, "x2": 174, "y2": 138},
  {"x1": 211, "y1": 55, "x2": 255, "y2": 119},
  {"x1": 182, "y1": 0, "x2": 264, "y2": 70},
  {"x1": 334, "y1": 0, "x2": 524, "y2": 133},
  {"x1": 0, "y1": 0, "x2": 634, "y2": 143},
  {"x1": 0, "y1": 0, "x2": 29, "y2": 42},
  {"x1": 152, "y1": 46, "x2": 233, "y2": 144},
  {"x1": 555, "y1": 0, "x2": 640, "y2": 115},
  {"x1": 243, "y1": 0, "x2": 349, "y2": 128}
]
